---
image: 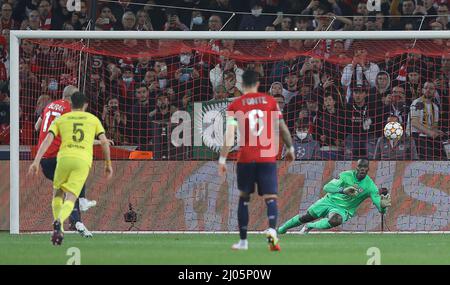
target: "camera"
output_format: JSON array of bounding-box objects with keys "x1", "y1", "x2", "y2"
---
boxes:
[{"x1": 124, "y1": 203, "x2": 137, "y2": 223}]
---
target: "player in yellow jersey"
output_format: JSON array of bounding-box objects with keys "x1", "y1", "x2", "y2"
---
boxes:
[{"x1": 29, "y1": 91, "x2": 113, "y2": 245}]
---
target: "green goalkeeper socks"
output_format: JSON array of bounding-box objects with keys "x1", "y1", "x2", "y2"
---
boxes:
[
  {"x1": 278, "y1": 215, "x2": 302, "y2": 234},
  {"x1": 307, "y1": 218, "x2": 332, "y2": 230}
]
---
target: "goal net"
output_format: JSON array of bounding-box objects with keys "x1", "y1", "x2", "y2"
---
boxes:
[{"x1": 6, "y1": 31, "x2": 450, "y2": 233}]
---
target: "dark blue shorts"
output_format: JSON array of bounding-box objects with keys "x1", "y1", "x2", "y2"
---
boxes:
[
  {"x1": 236, "y1": 162, "x2": 278, "y2": 196},
  {"x1": 40, "y1": 157, "x2": 57, "y2": 181}
]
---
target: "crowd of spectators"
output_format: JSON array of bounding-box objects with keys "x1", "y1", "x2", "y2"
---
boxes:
[{"x1": 0, "y1": 0, "x2": 450, "y2": 160}]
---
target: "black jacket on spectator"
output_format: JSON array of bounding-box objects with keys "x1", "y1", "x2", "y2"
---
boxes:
[
  {"x1": 130, "y1": 101, "x2": 152, "y2": 150},
  {"x1": 317, "y1": 108, "x2": 346, "y2": 149},
  {"x1": 345, "y1": 102, "x2": 375, "y2": 136},
  {"x1": 51, "y1": 3, "x2": 72, "y2": 30},
  {"x1": 12, "y1": 0, "x2": 36, "y2": 22}
]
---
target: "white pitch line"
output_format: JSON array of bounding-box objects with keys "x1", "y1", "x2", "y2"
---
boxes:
[{"x1": 20, "y1": 231, "x2": 450, "y2": 235}]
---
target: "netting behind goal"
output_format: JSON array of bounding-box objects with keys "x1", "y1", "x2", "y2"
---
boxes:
[
  {"x1": 17, "y1": 38, "x2": 450, "y2": 161},
  {"x1": 9, "y1": 36, "x2": 450, "y2": 232}
]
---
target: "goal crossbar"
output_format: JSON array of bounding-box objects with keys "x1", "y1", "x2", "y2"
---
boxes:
[
  {"x1": 9, "y1": 30, "x2": 450, "y2": 40},
  {"x1": 9, "y1": 30, "x2": 450, "y2": 234}
]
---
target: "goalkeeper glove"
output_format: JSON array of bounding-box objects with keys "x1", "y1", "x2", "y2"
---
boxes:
[
  {"x1": 342, "y1": 186, "x2": 359, "y2": 196},
  {"x1": 380, "y1": 194, "x2": 391, "y2": 208}
]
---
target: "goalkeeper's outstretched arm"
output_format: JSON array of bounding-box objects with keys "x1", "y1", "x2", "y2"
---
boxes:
[{"x1": 370, "y1": 187, "x2": 389, "y2": 214}]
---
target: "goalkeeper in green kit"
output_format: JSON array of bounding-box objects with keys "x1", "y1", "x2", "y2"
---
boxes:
[{"x1": 278, "y1": 159, "x2": 392, "y2": 234}]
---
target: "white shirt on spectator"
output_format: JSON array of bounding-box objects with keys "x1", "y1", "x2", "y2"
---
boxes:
[
  {"x1": 341, "y1": 62, "x2": 380, "y2": 102},
  {"x1": 406, "y1": 97, "x2": 440, "y2": 137},
  {"x1": 209, "y1": 64, "x2": 243, "y2": 92}
]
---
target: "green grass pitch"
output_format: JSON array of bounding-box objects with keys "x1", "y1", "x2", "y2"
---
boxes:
[{"x1": 1, "y1": 232, "x2": 450, "y2": 265}]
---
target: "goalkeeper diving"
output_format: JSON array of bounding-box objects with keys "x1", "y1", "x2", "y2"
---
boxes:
[{"x1": 278, "y1": 159, "x2": 392, "y2": 234}]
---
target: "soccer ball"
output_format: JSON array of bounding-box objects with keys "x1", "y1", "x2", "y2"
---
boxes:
[{"x1": 384, "y1": 122, "x2": 403, "y2": 140}]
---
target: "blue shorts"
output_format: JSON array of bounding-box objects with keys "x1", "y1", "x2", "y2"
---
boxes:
[
  {"x1": 236, "y1": 162, "x2": 278, "y2": 196},
  {"x1": 40, "y1": 157, "x2": 57, "y2": 181}
]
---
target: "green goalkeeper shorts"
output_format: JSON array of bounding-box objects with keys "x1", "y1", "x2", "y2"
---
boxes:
[{"x1": 307, "y1": 197, "x2": 350, "y2": 222}]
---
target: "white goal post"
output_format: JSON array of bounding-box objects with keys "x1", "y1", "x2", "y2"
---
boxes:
[{"x1": 9, "y1": 30, "x2": 450, "y2": 234}]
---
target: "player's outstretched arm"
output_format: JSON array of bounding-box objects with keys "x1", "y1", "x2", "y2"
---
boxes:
[
  {"x1": 98, "y1": 133, "x2": 113, "y2": 179},
  {"x1": 218, "y1": 121, "x2": 236, "y2": 176},
  {"x1": 28, "y1": 132, "x2": 55, "y2": 176},
  {"x1": 279, "y1": 118, "x2": 295, "y2": 162},
  {"x1": 34, "y1": 117, "x2": 42, "y2": 132}
]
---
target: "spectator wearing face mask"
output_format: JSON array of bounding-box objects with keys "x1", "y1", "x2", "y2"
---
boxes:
[
  {"x1": 153, "y1": 60, "x2": 170, "y2": 90},
  {"x1": 238, "y1": 1, "x2": 275, "y2": 31},
  {"x1": 190, "y1": 9, "x2": 208, "y2": 31},
  {"x1": 281, "y1": 118, "x2": 320, "y2": 160},
  {"x1": 174, "y1": 50, "x2": 200, "y2": 85},
  {"x1": 120, "y1": 65, "x2": 136, "y2": 109}
]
